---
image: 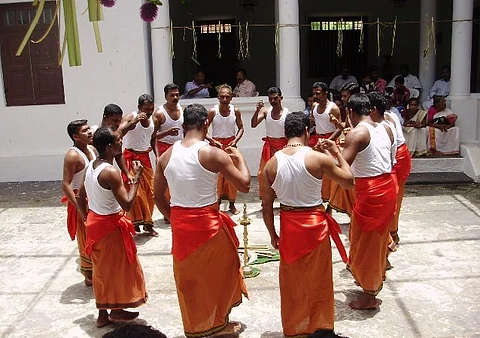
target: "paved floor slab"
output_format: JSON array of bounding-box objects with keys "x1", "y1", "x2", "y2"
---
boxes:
[{"x1": 0, "y1": 181, "x2": 479, "y2": 337}]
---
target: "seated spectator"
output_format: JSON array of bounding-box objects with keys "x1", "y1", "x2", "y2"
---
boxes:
[
  {"x1": 329, "y1": 67, "x2": 358, "y2": 93},
  {"x1": 184, "y1": 69, "x2": 212, "y2": 98},
  {"x1": 403, "y1": 97, "x2": 428, "y2": 156},
  {"x1": 102, "y1": 324, "x2": 167, "y2": 338},
  {"x1": 392, "y1": 76, "x2": 410, "y2": 114},
  {"x1": 233, "y1": 68, "x2": 257, "y2": 97},
  {"x1": 387, "y1": 63, "x2": 422, "y2": 92},
  {"x1": 369, "y1": 65, "x2": 387, "y2": 94},
  {"x1": 427, "y1": 95, "x2": 460, "y2": 155},
  {"x1": 385, "y1": 95, "x2": 404, "y2": 125},
  {"x1": 422, "y1": 65, "x2": 451, "y2": 109},
  {"x1": 359, "y1": 73, "x2": 375, "y2": 94}
]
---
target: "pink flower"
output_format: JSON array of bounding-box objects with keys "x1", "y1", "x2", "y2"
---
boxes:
[
  {"x1": 100, "y1": 0, "x2": 116, "y2": 8},
  {"x1": 140, "y1": 2, "x2": 158, "y2": 22}
]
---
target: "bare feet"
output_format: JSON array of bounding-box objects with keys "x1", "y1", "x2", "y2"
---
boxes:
[
  {"x1": 134, "y1": 224, "x2": 141, "y2": 233},
  {"x1": 386, "y1": 258, "x2": 393, "y2": 271},
  {"x1": 210, "y1": 321, "x2": 242, "y2": 337},
  {"x1": 143, "y1": 224, "x2": 159, "y2": 237},
  {"x1": 391, "y1": 232, "x2": 400, "y2": 244},
  {"x1": 348, "y1": 293, "x2": 379, "y2": 310},
  {"x1": 84, "y1": 277, "x2": 93, "y2": 287},
  {"x1": 229, "y1": 203, "x2": 240, "y2": 215},
  {"x1": 96, "y1": 310, "x2": 110, "y2": 328},
  {"x1": 164, "y1": 218, "x2": 170, "y2": 224},
  {"x1": 108, "y1": 309, "x2": 139, "y2": 323}
]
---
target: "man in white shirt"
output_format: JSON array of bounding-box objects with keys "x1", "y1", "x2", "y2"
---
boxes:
[
  {"x1": 387, "y1": 63, "x2": 422, "y2": 92},
  {"x1": 329, "y1": 67, "x2": 358, "y2": 93},
  {"x1": 422, "y1": 65, "x2": 451, "y2": 109},
  {"x1": 184, "y1": 70, "x2": 212, "y2": 98},
  {"x1": 233, "y1": 68, "x2": 257, "y2": 97}
]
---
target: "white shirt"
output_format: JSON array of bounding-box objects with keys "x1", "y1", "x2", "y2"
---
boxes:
[
  {"x1": 233, "y1": 79, "x2": 256, "y2": 97},
  {"x1": 184, "y1": 81, "x2": 210, "y2": 98},
  {"x1": 428, "y1": 79, "x2": 450, "y2": 99},
  {"x1": 329, "y1": 75, "x2": 358, "y2": 91},
  {"x1": 387, "y1": 74, "x2": 422, "y2": 90}
]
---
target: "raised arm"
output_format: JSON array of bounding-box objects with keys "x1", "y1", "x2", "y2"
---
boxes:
[
  {"x1": 118, "y1": 112, "x2": 147, "y2": 136},
  {"x1": 251, "y1": 102, "x2": 266, "y2": 128}
]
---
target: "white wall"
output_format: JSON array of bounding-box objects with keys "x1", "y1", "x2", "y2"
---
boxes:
[{"x1": 0, "y1": 0, "x2": 150, "y2": 182}]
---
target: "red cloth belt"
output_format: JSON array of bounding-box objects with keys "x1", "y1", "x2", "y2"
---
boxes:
[
  {"x1": 85, "y1": 211, "x2": 137, "y2": 264},
  {"x1": 307, "y1": 133, "x2": 334, "y2": 148},
  {"x1": 212, "y1": 136, "x2": 235, "y2": 149},
  {"x1": 279, "y1": 207, "x2": 348, "y2": 264},
  {"x1": 261, "y1": 137, "x2": 287, "y2": 162},
  {"x1": 394, "y1": 143, "x2": 412, "y2": 183},
  {"x1": 353, "y1": 173, "x2": 398, "y2": 233},
  {"x1": 170, "y1": 205, "x2": 239, "y2": 261},
  {"x1": 157, "y1": 141, "x2": 173, "y2": 155},
  {"x1": 122, "y1": 149, "x2": 152, "y2": 182}
]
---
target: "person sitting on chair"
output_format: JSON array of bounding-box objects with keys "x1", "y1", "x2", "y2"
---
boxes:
[
  {"x1": 403, "y1": 97, "x2": 428, "y2": 157},
  {"x1": 427, "y1": 95, "x2": 459, "y2": 155}
]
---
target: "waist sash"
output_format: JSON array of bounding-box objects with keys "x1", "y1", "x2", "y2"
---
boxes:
[
  {"x1": 394, "y1": 143, "x2": 412, "y2": 182},
  {"x1": 170, "y1": 205, "x2": 238, "y2": 261},
  {"x1": 261, "y1": 137, "x2": 287, "y2": 162}
]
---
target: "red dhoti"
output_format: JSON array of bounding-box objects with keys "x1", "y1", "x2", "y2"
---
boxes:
[
  {"x1": 389, "y1": 143, "x2": 412, "y2": 240},
  {"x1": 123, "y1": 149, "x2": 154, "y2": 226},
  {"x1": 170, "y1": 205, "x2": 247, "y2": 338},
  {"x1": 61, "y1": 195, "x2": 92, "y2": 280},
  {"x1": 279, "y1": 206, "x2": 347, "y2": 336},
  {"x1": 348, "y1": 173, "x2": 397, "y2": 295},
  {"x1": 85, "y1": 211, "x2": 147, "y2": 309},
  {"x1": 213, "y1": 136, "x2": 237, "y2": 202},
  {"x1": 258, "y1": 137, "x2": 287, "y2": 199}
]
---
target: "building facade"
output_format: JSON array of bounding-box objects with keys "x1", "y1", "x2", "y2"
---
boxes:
[{"x1": 0, "y1": 0, "x2": 479, "y2": 181}]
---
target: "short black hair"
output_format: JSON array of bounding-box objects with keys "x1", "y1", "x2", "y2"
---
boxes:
[
  {"x1": 367, "y1": 91, "x2": 387, "y2": 116},
  {"x1": 395, "y1": 76, "x2": 405, "y2": 85},
  {"x1": 138, "y1": 94, "x2": 154, "y2": 106},
  {"x1": 347, "y1": 93, "x2": 371, "y2": 116},
  {"x1": 236, "y1": 68, "x2": 247, "y2": 76},
  {"x1": 183, "y1": 103, "x2": 208, "y2": 131},
  {"x1": 267, "y1": 86, "x2": 282, "y2": 96},
  {"x1": 93, "y1": 127, "x2": 115, "y2": 155},
  {"x1": 399, "y1": 63, "x2": 410, "y2": 72},
  {"x1": 340, "y1": 82, "x2": 360, "y2": 94},
  {"x1": 102, "y1": 324, "x2": 167, "y2": 338},
  {"x1": 312, "y1": 81, "x2": 329, "y2": 93},
  {"x1": 67, "y1": 119, "x2": 88, "y2": 141},
  {"x1": 164, "y1": 83, "x2": 179, "y2": 95},
  {"x1": 103, "y1": 104, "x2": 123, "y2": 118},
  {"x1": 284, "y1": 111, "x2": 309, "y2": 139},
  {"x1": 408, "y1": 97, "x2": 419, "y2": 104},
  {"x1": 433, "y1": 95, "x2": 445, "y2": 107}
]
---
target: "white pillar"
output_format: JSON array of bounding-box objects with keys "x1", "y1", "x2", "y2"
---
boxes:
[
  {"x1": 276, "y1": 0, "x2": 301, "y2": 98},
  {"x1": 450, "y1": 0, "x2": 473, "y2": 97},
  {"x1": 418, "y1": 0, "x2": 436, "y2": 102},
  {"x1": 150, "y1": 0, "x2": 173, "y2": 101}
]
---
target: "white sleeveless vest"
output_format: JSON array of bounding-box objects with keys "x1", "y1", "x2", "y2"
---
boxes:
[
  {"x1": 266, "y1": 107, "x2": 289, "y2": 138},
  {"x1": 84, "y1": 162, "x2": 122, "y2": 215},
  {"x1": 123, "y1": 112, "x2": 154, "y2": 151},
  {"x1": 70, "y1": 146, "x2": 96, "y2": 190},
  {"x1": 158, "y1": 104, "x2": 184, "y2": 144},
  {"x1": 314, "y1": 101, "x2": 337, "y2": 135},
  {"x1": 211, "y1": 104, "x2": 236, "y2": 138}
]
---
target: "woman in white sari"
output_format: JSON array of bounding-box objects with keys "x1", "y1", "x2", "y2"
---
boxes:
[
  {"x1": 403, "y1": 98, "x2": 428, "y2": 156},
  {"x1": 427, "y1": 96, "x2": 459, "y2": 155}
]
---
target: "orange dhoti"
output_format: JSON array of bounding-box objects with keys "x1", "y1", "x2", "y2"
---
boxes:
[
  {"x1": 389, "y1": 143, "x2": 412, "y2": 239},
  {"x1": 328, "y1": 182, "x2": 356, "y2": 217},
  {"x1": 62, "y1": 196, "x2": 92, "y2": 280},
  {"x1": 123, "y1": 149, "x2": 154, "y2": 226},
  {"x1": 348, "y1": 174, "x2": 397, "y2": 295},
  {"x1": 279, "y1": 206, "x2": 347, "y2": 336},
  {"x1": 258, "y1": 137, "x2": 287, "y2": 199},
  {"x1": 85, "y1": 211, "x2": 147, "y2": 309},
  {"x1": 214, "y1": 137, "x2": 237, "y2": 202},
  {"x1": 170, "y1": 205, "x2": 248, "y2": 338}
]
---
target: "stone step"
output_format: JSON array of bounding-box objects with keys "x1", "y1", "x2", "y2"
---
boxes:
[
  {"x1": 411, "y1": 156, "x2": 464, "y2": 173},
  {"x1": 406, "y1": 172, "x2": 474, "y2": 185}
]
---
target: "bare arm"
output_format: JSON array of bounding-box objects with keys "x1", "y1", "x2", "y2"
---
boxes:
[
  {"x1": 118, "y1": 112, "x2": 146, "y2": 136},
  {"x1": 76, "y1": 182, "x2": 88, "y2": 221},
  {"x1": 328, "y1": 105, "x2": 343, "y2": 140},
  {"x1": 99, "y1": 163, "x2": 143, "y2": 211},
  {"x1": 153, "y1": 148, "x2": 173, "y2": 220},
  {"x1": 230, "y1": 108, "x2": 245, "y2": 147},
  {"x1": 261, "y1": 158, "x2": 279, "y2": 249},
  {"x1": 62, "y1": 152, "x2": 81, "y2": 208},
  {"x1": 205, "y1": 109, "x2": 222, "y2": 148},
  {"x1": 251, "y1": 102, "x2": 266, "y2": 128},
  {"x1": 341, "y1": 127, "x2": 369, "y2": 165}
]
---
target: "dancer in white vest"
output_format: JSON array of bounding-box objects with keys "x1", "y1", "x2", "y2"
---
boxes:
[
  {"x1": 206, "y1": 85, "x2": 245, "y2": 214},
  {"x1": 61, "y1": 119, "x2": 97, "y2": 286},
  {"x1": 118, "y1": 94, "x2": 157, "y2": 237}
]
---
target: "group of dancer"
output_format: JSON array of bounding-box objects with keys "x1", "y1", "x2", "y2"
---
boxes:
[{"x1": 61, "y1": 81, "x2": 411, "y2": 337}]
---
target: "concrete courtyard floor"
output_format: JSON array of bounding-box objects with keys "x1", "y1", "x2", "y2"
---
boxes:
[{"x1": 0, "y1": 179, "x2": 479, "y2": 338}]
